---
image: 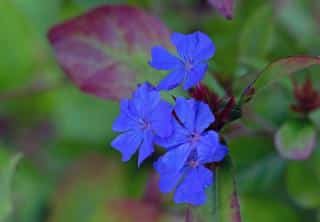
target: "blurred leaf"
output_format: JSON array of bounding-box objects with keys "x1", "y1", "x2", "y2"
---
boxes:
[
  {"x1": 229, "y1": 136, "x2": 274, "y2": 168},
  {"x1": 48, "y1": 5, "x2": 170, "y2": 100},
  {"x1": 309, "y1": 109, "x2": 320, "y2": 129},
  {"x1": 48, "y1": 154, "x2": 129, "y2": 222},
  {"x1": 106, "y1": 200, "x2": 162, "y2": 222},
  {"x1": 238, "y1": 155, "x2": 285, "y2": 193},
  {"x1": 0, "y1": 0, "x2": 41, "y2": 91},
  {"x1": 276, "y1": 0, "x2": 319, "y2": 48},
  {"x1": 0, "y1": 153, "x2": 22, "y2": 221},
  {"x1": 238, "y1": 56, "x2": 320, "y2": 103},
  {"x1": 208, "y1": 0, "x2": 234, "y2": 19},
  {"x1": 275, "y1": 119, "x2": 316, "y2": 160},
  {"x1": 11, "y1": 0, "x2": 61, "y2": 33},
  {"x1": 73, "y1": 0, "x2": 126, "y2": 8},
  {"x1": 286, "y1": 150, "x2": 320, "y2": 209},
  {"x1": 193, "y1": 156, "x2": 242, "y2": 222},
  {"x1": 52, "y1": 86, "x2": 118, "y2": 143},
  {"x1": 13, "y1": 159, "x2": 55, "y2": 222},
  {"x1": 241, "y1": 196, "x2": 299, "y2": 222},
  {"x1": 239, "y1": 5, "x2": 274, "y2": 62}
]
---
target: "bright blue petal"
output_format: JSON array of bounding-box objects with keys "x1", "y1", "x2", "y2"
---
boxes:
[
  {"x1": 192, "y1": 32, "x2": 215, "y2": 61},
  {"x1": 174, "y1": 98, "x2": 196, "y2": 131},
  {"x1": 183, "y1": 63, "x2": 208, "y2": 90},
  {"x1": 171, "y1": 32, "x2": 197, "y2": 60},
  {"x1": 171, "y1": 32, "x2": 215, "y2": 62},
  {"x1": 194, "y1": 101, "x2": 215, "y2": 133},
  {"x1": 174, "y1": 165, "x2": 213, "y2": 205},
  {"x1": 131, "y1": 83, "x2": 160, "y2": 116},
  {"x1": 197, "y1": 131, "x2": 228, "y2": 164},
  {"x1": 111, "y1": 130, "x2": 143, "y2": 162},
  {"x1": 155, "y1": 120, "x2": 188, "y2": 149},
  {"x1": 156, "y1": 168, "x2": 184, "y2": 193},
  {"x1": 149, "y1": 101, "x2": 173, "y2": 138},
  {"x1": 154, "y1": 143, "x2": 192, "y2": 192},
  {"x1": 138, "y1": 131, "x2": 154, "y2": 166},
  {"x1": 149, "y1": 46, "x2": 182, "y2": 70},
  {"x1": 157, "y1": 69, "x2": 185, "y2": 91},
  {"x1": 112, "y1": 99, "x2": 138, "y2": 132},
  {"x1": 214, "y1": 144, "x2": 229, "y2": 162}
]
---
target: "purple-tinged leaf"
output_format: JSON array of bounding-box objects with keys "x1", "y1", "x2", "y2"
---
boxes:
[
  {"x1": 209, "y1": 0, "x2": 234, "y2": 19},
  {"x1": 275, "y1": 119, "x2": 316, "y2": 160},
  {"x1": 237, "y1": 56, "x2": 320, "y2": 104},
  {"x1": 48, "y1": 5, "x2": 170, "y2": 100}
]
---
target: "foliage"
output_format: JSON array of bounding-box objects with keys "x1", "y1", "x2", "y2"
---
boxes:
[{"x1": 1, "y1": 0, "x2": 320, "y2": 221}]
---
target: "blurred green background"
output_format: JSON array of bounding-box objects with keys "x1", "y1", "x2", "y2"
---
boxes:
[{"x1": 0, "y1": 0, "x2": 320, "y2": 221}]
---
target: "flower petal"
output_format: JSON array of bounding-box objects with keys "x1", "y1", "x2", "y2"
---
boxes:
[
  {"x1": 111, "y1": 130, "x2": 143, "y2": 162},
  {"x1": 174, "y1": 97, "x2": 196, "y2": 131},
  {"x1": 150, "y1": 101, "x2": 173, "y2": 138},
  {"x1": 155, "y1": 120, "x2": 188, "y2": 149},
  {"x1": 171, "y1": 32, "x2": 215, "y2": 62},
  {"x1": 154, "y1": 143, "x2": 192, "y2": 192},
  {"x1": 174, "y1": 165, "x2": 213, "y2": 205},
  {"x1": 149, "y1": 46, "x2": 182, "y2": 70},
  {"x1": 171, "y1": 32, "x2": 196, "y2": 60},
  {"x1": 157, "y1": 69, "x2": 185, "y2": 90},
  {"x1": 192, "y1": 32, "x2": 215, "y2": 61},
  {"x1": 131, "y1": 82, "x2": 160, "y2": 117},
  {"x1": 138, "y1": 131, "x2": 154, "y2": 166},
  {"x1": 156, "y1": 168, "x2": 184, "y2": 193},
  {"x1": 194, "y1": 101, "x2": 215, "y2": 133},
  {"x1": 198, "y1": 131, "x2": 228, "y2": 164},
  {"x1": 112, "y1": 99, "x2": 138, "y2": 132},
  {"x1": 183, "y1": 63, "x2": 208, "y2": 90}
]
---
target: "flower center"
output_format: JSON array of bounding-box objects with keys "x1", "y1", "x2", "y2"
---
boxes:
[
  {"x1": 188, "y1": 160, "x2": 198, "y2": 168},
  {"x1": 139, "y1": 119, "x2": 151, "y2": 130},
  {"x1": 185, "y1": 60, "x2": 193, "y2": 71},
  {"x1": 190, "y1": 132, "x2": 201, "y2": 144}
]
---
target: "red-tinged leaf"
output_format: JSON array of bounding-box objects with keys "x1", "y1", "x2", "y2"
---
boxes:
[
  {"x1": 48, "y1": 5, "x2": 170, "y2": 100},
  {"x1": 275, "y1": 119, "x2": 316, "y2": 160},
  {"x1": 238, "y1": 56, "x2": 320, "y2": 104},
  {"x1": 209, "y1": 0, "x2": 234, "y2": 19}
]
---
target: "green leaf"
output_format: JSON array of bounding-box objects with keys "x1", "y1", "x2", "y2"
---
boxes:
[
  {"x1": 0, "y1": 153, "x2": 23, "y2": 221},
  {"x1": 309, "y1": 109, "x2": 320, "y2": 129},
  {"x1": 277, "y1": 0, "x2": 319, "y2": 48},
  {"x1": 48, "y1": 154, "x2": 131, "y2": 222},
  {"x1": 275, "y1": 119, "x2": 316, "y2": 160},
  {"x1": 241, "y1": 196, "x2": 299, "y2": 222},
  {"x1": 238, "y1": 155, "x2": 285, "y2": 193},
  {"x1": 286, "y1": 149, "x2": 320, "y2": 209},
  {"x1": 193, "y1": 156, "x2": 242, "y2": 222},
  {"x1": 239, "y1": 5, "x2": 274, "y2": 62},
  {"x1": 238, "y1": 56, "x2": 320, "y2": 104}
]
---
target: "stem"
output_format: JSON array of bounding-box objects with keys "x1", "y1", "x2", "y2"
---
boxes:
[{"x1": 185, "y1": 206, "x2": 193, "y2": 222}]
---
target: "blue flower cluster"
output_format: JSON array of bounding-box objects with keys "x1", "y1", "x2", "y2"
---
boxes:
[{"x1": 111, "y1": 31, "x2": 228, "y2": 206}]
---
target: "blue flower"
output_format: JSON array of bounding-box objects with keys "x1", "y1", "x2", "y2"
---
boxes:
[
  {"x1": 111, "y1": 83, "x2": 173, "y2": 166},
  {"x1": 149, "y1": 31, "x2": 215, "y2": 91},
  {"x1": 154, "y1": 98, "x2": 228, "y2": 205}
]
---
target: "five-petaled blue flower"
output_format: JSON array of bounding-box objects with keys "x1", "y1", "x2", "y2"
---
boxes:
[
  {"x1": 149, "y1": 31, "x2": 215, "y2": 91},
  {"x1": 154, "y1": 98, "x2": 228, "y2": 205},
  {"x1": 111, "y1": 82, "x2": 173, "y2": 166}
]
